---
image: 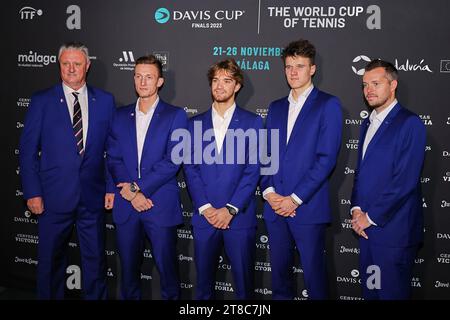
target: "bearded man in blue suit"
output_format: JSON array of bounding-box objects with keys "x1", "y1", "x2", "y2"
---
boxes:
[
  {"x1": 260, "y1": 39, "x2": 343, "y2": 300},
  {"x1": 184, "y1": 59, "x2": 262, "y2": 299},
  {"x1": 351, "y1": 60, "x2": 426, "y2": 299},
  {"x1": 106, "y1": 55, "x2": 187, "y2": 299},
  {"x1": 19, "y1": 42, "x2": 115, "y2": 299}
]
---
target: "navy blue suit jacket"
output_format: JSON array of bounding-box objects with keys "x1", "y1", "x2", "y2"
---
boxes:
[
  {"x1": 351, "y1": 103, "x2": 426, "y2": 247},
  {"x1": 107, "y1": 100, "x2": 188, "y2": 227},
  {"x1": 260, "y1": 87, "x2": 343, "y2": 224},
  {"x1": 19, "y1": 84, "x2": 115, "y2": 212},
  {"x1": 184, "y1": 106, "x2": 263, "y2": 229}
]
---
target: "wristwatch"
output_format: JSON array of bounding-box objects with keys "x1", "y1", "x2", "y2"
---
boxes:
[
  {"x1": 129, "y1": 182, "x2": 139, "y2": 193},
  {"x1": 225, "y1": 205, "x2": 238, "y2": 216}
]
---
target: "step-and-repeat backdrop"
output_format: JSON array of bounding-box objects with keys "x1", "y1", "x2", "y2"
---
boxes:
[{"x1": 4, "y1": 0, "x2": 450, "y2": 299}]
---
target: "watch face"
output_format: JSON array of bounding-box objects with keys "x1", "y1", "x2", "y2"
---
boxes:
[
  {"x1": 130, "y1": 183, "x2": 137, "y2": 192},
  {"x1": 227, "y1": 206, "x2": 237, "y2": 216}
]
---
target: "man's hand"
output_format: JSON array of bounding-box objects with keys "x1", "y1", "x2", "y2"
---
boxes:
[
  {"x1": 117, "y1": 182, "x2": 137, "y2": 201},
  {"x1": 351, "y1": 209, "x2": 369, "y2": 239},
  {"x1": 211, "y1": 207, "x2": 233, "y2": 229},
  {"x1": 27, "y1": 196, "x2": 44, "y2": 215},
  {"x1": 265, "y1": 192, "x2": 283, "y2": 209},
  {"x1": 273, "y1": 196, "x2": 298, "y2": 217},
  {"x1": 104, "y1": 193, "x2": 115, "y2": 210},
  {"x1": 131, "y1": 192, "x2": 153, "y2": 212}
]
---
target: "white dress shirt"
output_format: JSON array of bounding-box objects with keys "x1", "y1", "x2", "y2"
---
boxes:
[
  {"x1": 63, "y1": 83, "x2": 89, "y2": 146},
  {"x1": 135, "y1": 97, "x2": 159, "y2": 178},
  {"x1": 262, "y1": 85, "x2": 314, "y2": 206},
  {"x1": 199, "y1": 103, "x2": 239, "y2": 215},
  {"x1": 351, "y1": 99, "x2": 398, "y2": 225}
]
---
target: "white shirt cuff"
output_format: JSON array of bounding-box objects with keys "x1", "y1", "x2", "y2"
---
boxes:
[
  {"x1": 350, "y1": 206, "x2": 361, "y2": 216},
  {"x1": 366, "y1": 213, "x2": 377, "y2": 226},
  {"x1": 226, "y1": 203, "x2": 239, "y2": 214},
  {"x1": 262, "y1": 187, "x2": 276, "y2": 200},
  {"x1": 199, "y1": 203, "x2": 212, "y2": 215},
  {"x1": 290, "y1": 193, "x2": 303, "y2": 206}
]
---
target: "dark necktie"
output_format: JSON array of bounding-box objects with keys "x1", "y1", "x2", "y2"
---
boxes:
[{"x1": 72, "y1": 92, "x2": 84, "y2": 155}]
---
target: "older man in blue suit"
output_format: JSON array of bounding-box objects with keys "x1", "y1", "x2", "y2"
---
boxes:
[
  {"x1": 19, "y1": 42, "x2": 115, "y2": 299},
  {"x1": 106, "y1": 55, "x2": 187, "y2": 300},
  {"x1": 260, "y1": 39, "x2": 343, "y2": 300},
  {"x1": 351, "y1": 59, "x2": 426, "y2": 299},
  {"x1": 184, "y1": 59, "x2": 262, "y2": 299}
]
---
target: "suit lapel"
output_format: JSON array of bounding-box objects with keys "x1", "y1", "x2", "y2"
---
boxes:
[
  {"x1": 277, "y1": 98, "x2": 289, "y2": 156},
  {"x1": 221, "y1": 106, "x2": 241, "y2": 164},
  {"x1": 127, "y1": 104, "x2": 139, "y2": 167},
  {"x1": 362, "y1": 103, "x2": 401, "y2": 165},
  {"x1": 286, "y1": 87, "x2": 318, "y2": 149},
  {"x1": 84, "y1": 86, "x2": 98, "y2": 153}
]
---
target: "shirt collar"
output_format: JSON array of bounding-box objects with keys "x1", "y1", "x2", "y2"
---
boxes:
[
  {"x1": 62, "y1": 82, "x2": 87, "y2": 96},
  {"x1": 135, "y1": 96, "x2": 159, "y2": 116},
  {"x1": 212, "y1": 102, "x2": 236, "y2": 120},
  {"x1": 369, "y1": 99, "x2": 398, "y2": 124},
  {"x1": 288, "y1": 85, "x2": 314, "y2": 105}
]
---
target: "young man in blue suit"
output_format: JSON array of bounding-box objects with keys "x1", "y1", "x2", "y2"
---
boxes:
[
  {"x1": 19, "y1": 42, "x2": 115, "y2": 299},
  {"x1": 351, "y1": 60, "x2": 426, "y2": 299},
  {"x1": 106, "y1": 55, "x2": 188, "y2": 299},
  {"x1": 184, "y1": 59, "x2": 262, "y2": 299},
  {"x1": 260, "y1": 39, "x2": 343, "y2": 299}
]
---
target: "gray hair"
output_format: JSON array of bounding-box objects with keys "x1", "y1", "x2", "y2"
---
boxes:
[{"x1": 58, "y1": 41, "x2": 90, "y2": 63}]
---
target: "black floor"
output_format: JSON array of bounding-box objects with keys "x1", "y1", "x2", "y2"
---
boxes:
[{"x1": 0, "y1": 286, "x2": 36, "y2": 300}]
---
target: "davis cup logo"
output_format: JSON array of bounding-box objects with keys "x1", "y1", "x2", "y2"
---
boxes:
[{"x1": 155, "y1": 8, "x2": 170, "y2": 24}]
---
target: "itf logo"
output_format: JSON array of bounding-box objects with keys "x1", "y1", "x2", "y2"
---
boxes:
[
  {"x1": 19, "y1": 7, "x2": 43, "y2": 20},
  {"x1": 155, "y1": 8, "x2": 170, "y2": 24}
]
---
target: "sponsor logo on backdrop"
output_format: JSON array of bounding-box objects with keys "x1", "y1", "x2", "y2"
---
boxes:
[
  {"x1": 267, "y1": 5, "x2": 381, "y2": 30},
  {"x1": 435, "y1": 281, "x2": 450, "y2": 288},
  {"x1": 340, "y1": 295, "x2": 363, "y2": 300},
  {"x1": 344, "y1": 166, "x2": 355, "y2": 175},
  {"x1": 106, "y1": 223, "x2": 115, "y2": 230},
  {"x1": 17, "y1": 98, "x2": 30, "y2": 108},
  {"x1": 15, "y1": 256, "x2": 38, "y2": 265},
  {"x1": 422, "y1": 197, "x2": 428, "y2": 208},
  {"x1": 447, "y1": 117, "x2": 450, "y2": 125},
  {"x1": 141, "y1": 273, "x2": 152, "y2": 281},
  {"x1": 342, "y1": 218, "x2": 353, "y2": 229},
  {"x1": 443, "y1": 172, "x2": 450, "y2": 183},
  {"x1": 420, "y1": 177, "x2": 431, "y2": 184},
  {"x1": 437, "y1": 232, "x2": 450, "y2": 240},
  {"x1": 153, "y1": 51, "x2": 169, "y2": 71},
  {"x1": 255, "y1": 108, "x2": 268, "y2": 118},
  {"x1": 345, "y1": 110, "x2": 367, "y2": 125},
  {"x1": 441, "y1": 200, "x2": 450, "y2": 208},
  {"x1": 341, "y1": 199, "x2": 350, "y2": 205},
  {"x1": 346, "y1": 139, "x2": 359, "y2": 150},
  {"x1": 13, "y1": 211, "x2": 37, "y2": 225},
  {"x1": 415, "y1": 257, "x2": 425, "y2": 264},
  {"x1": 154, "y1": 7, "x2": 245, "y2": 29},
  {"x1": 17, "y1": 121, "x2": 24, "y2": 129},
  {"x1": 425, "y1": 145, "x2": 431, "y2": 152},
  {"x1": 444, "y1": 151, "x2": 450, "y2": 157},
  {"x1": 107, "y1": 268, "x2": 114, "y2": 277},
  {"x1": 215, "y1": 281, "x2": 234, "y2": 292},
  {"x1": 113, "y1": 51, "x2": 135, "y2": 71},
  {"x1": 437, "y1": 253, "x2": 450, "y2": 264},
  {"x1": 352, "y1": 55, "x2": 371, "y2": 75},
  {"x1": 177, "y1": 228, "x2": 193, "y2": 240},
  {"x1": 183, "y1": 107, "x2": 198, "y2": 116},
  {"x1": 256, "y1": 235, "x2": 270, "y2": 249},
  {"x1": 66, "y1": 5, "x2": 81, "y2": 30},
  {"x1": 105, "y1": 250, "x2": 115, "y2": 256},
  {"x1": 255, "y1": 261, "x2": 271, "y2": 272},
  {"x1": 339, "y1": 245, "x2": 360, "y2": 254},
  {"x1": 182, "y1": 210, "x2": 193, "y2": 217},
  {"x1": 178, "y1": 254, "x2": 193, "y2": 262},
  {"x1": 66, "y1": 265, "x2": 81, "y2": 290},
  {"x1": 440, "y1": 60, "x2": 450, "y2": 73},
  {"x1": 337, "y1": 269, "x2": 361, "y2": 284},
  {"x1": 143, "y1": 249, "x2": 153, "y2": 259},
  {"x1": 181, "y1": 282, "x2": 193, "y2": 289},
  {"x1": 419, "y1": 114, "x2": 433, "y2": 126},
  {"x1": 15, "y1": 233, "x2": 38, "y2": 244},
  {"x1": 254, "y1": 287, "x2": 272, "y2": 295},
  {"x1": 218, "y1": 255, "x2": 231, "y2": 270},
  {"x1": 19, "y1": 7, "x2": 43, "y2": 20},
  {"x1": 68, "y1": 242, "x2": 77, "y2": 248},
  {"x1": 411, "y1": 277, "x2": 421, "y2": 288},
  {"x1": 18, "y1": 51, "x2": 57, "y2": 68},
  {"x1": 16, "y1": 189, "x2": 23, "y2": 197},
  {"x1": 292, "y1": 266, "x2": 303, "y2": 273},
  {"x1": 352, "y1": 55, "x2": 433, "y2": 75}
]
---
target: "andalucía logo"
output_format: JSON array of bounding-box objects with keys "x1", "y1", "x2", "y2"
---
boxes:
[{"x1": 155, "y1": 8, "x2": 170, "y2": 24}]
